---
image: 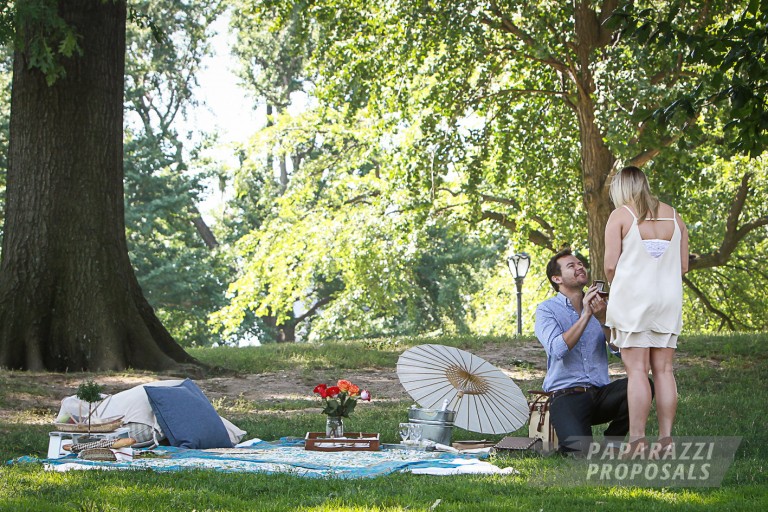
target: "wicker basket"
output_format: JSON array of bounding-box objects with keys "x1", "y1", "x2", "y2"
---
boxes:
[{"x1": 53, "y1": 415, "x2": 124, "y2": 433}]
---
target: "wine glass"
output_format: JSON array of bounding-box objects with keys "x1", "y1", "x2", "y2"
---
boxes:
[
  {"x1": 398, "y1": 423, "x2": 411, "y2": 445},
  {"x1": 409, "y1": 423, "x2": 423, "y2": 448}
]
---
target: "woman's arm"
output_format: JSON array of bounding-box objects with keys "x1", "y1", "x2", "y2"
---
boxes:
[
  {"x1": 677, "y1": 209, "x2": 689, "y2": 275},
  {"x1": 604, "y1": 209, "x2": 625, "y2": 283}
]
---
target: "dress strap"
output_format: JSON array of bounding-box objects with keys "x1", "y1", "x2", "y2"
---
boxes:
[
  {"x1": 622, "y1": 205, "x2": 637, "y2": 220},
  {"x1": 645, "y1": 209, "x2": 677, "y2": 221}
]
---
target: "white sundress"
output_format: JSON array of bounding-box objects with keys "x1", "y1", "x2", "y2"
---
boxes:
[{"x1": 605, "y1": 206, "x2": 683, "y2": 349}]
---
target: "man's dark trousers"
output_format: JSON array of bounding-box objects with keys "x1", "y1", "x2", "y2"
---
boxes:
[{"x1": 549, "y1": 378, "x2": 641, "y2": 454}]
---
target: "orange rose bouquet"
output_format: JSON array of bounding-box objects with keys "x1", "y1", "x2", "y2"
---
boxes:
[{"x1": 313, "y1": 379, "x2": 371, "y2": 418}]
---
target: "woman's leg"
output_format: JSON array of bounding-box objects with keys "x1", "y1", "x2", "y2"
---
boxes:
[
  {"x1": 650, "y1": 347, "x2": 677, "y2": 438},
  {"x1": 621, "y1": 347, "x2": 652, "y2": 440}
]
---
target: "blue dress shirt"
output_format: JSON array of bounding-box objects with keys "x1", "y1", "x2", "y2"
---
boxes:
[{"x1": 534, "y1": 292, "x2": 617, "y2": 392}]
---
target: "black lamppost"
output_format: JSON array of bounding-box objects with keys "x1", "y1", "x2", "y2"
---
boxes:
[{"x1": 507, "y1": 252, "x2": 531, "y2": 335}]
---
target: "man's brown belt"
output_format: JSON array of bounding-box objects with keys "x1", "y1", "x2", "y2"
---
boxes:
[{"x1": 550, "y1": 386, "x2": 593, "y2": 399}]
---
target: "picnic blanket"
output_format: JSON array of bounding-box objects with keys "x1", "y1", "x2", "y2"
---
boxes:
[{"x1": 13, "y1": 438, "x2": 516, "y2": 478}]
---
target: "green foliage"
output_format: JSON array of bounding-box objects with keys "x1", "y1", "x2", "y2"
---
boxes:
[
  {"x1": 227, "y1": 2, "x2": 578, "y2": 341},
  {"x1": 0, "y1": 0, "x2": 85, "y2": 85},
  {"x1": 2, "y1": 0, "x2": 764, "y2": 348},
  {"x1": 0, "y1": 2, "x2": 14, "y2": 42},
  {"x1": 220, "y1": 0, "x2": 767, "y2": 340},
  {"x1": 610, "y1": 0, "x2": 768, "y2": 157},
  {"x1": 123, "y1": 130, "x2": 230, "y2": 346},
  {"x1": 212, "y1": 98, "x2": 506, "y2": 342},
  {"x1": 678, "y1": 159, "x2": 768, "y2": 332},
  {"x1": 123, "y1": 0, "x2": 230, "y2": 347},
  {"x1": 75, "y1": 380, "x2": 103, "y2": 404},
  {"x1": 230, "y1": 0, "x2": 311, "y2": 108}
]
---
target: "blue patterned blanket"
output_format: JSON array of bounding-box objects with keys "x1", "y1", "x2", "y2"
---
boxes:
[{"x1": 13, "y1": 438, "x2": 502, "y2": 479}]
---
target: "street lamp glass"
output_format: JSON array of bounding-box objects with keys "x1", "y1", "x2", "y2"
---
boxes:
[{"x1": 508, "y1": 252, "x2": 531, "y2": 279}]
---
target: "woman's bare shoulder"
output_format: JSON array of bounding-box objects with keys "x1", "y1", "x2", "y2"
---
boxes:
[
  {"x1": 657, "y1": 202, "x2": 677, "y2": 217},
  {"x1": 609, "y1": 205, "x2": 633, "y2": 221}
]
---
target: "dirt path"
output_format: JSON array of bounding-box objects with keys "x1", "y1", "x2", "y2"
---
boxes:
[
  {"x1": 0, "y1": 340, "x2": 629, "y2": 423},
  {"x1": 202, "y1": 342, "x2": 552, "y2": 405}
]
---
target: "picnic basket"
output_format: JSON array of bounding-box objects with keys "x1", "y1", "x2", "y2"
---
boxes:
[{"x1": 53, "y1": 415, "x2": 124, "y2": 433}]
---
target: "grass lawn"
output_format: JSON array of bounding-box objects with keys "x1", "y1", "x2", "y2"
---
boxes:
[{"x1": 1, "y1": 333, "x2": 766, "y2": 511}]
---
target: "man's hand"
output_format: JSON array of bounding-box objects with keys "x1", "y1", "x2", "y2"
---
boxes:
[
  {"x1": 582, "y1": 285, "x2": 606, "y2": 317},
  {"x1": 563, "y1": 285, "x2": 609, "y2": 351}
]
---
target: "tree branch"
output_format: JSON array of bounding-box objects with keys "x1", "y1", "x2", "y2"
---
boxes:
[
  {"x1": 689, "y1": 172, "x2": 768, "y2": 270},
  {"x1": 190, "y1": 209, "x2": 219, "y2": 249},
  {"x1": 486, "y1": 1, "x2": 538, "y2": 48},
  {"x1": 434, "y1": 187, "x2": 559, "y2": 249},
  {"x1": 344, "y1": 191, "x2": 381, "y2": 206},
  {"x1": 294, "y1": 295, "x2": 334, "y2": 323},
  {"x1": 683, "y1": 275, "x2": 735, "y2": 331},
  {"x1": 627, "y1": 148, "x2": 663, "y2": 168},
  {"x1": 597, "y1": 0, "x2": 620, "y2": 46},
  {"x1": 478, "y1": 192, "x2": 517, "y2": 207},
  {"x1": 437, "y1": 188, "x2": 557, "y2": 245},
  {"x1": 478, "y1": 193, "x2": 556, "y2": 240},
  {"x1": 481, "y1": 1, "x2": 569, "y2": 73},
  {"x1": 473, "y1": 87, "x2": 569, "y2": 104},
  {"x1": 628, "y1": 120, "x2": 696, "y2": 166},
  {"x1": 480, "y1": 210, "x2": 555, "y2": 250}
]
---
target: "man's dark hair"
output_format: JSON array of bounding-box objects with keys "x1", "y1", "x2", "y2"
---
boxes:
[{"x1": 546, "y1": 248, "x2": 573, "y2": 292}]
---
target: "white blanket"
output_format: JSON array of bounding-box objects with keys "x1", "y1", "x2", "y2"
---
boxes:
[{"x1": 56, "y1": 380, "x2": 246, "y2": 445}]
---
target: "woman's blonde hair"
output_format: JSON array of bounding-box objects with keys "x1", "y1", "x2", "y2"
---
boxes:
[{"x1": 609, "y1": 166, "x2": 659, "y2": 223}]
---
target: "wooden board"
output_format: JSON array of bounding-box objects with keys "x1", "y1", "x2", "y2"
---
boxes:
[{"x1": 304, "y1": 432, "x2": 380, "y2": 452}]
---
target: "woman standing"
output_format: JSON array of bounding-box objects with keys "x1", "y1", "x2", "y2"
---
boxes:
[{"x1": 604, "y1": 166, "x2": 689, "y2": 455}]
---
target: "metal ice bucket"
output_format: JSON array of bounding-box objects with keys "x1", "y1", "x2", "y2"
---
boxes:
[{"x1": 407, "y1": 407, "x2": 455, "y2": 446}]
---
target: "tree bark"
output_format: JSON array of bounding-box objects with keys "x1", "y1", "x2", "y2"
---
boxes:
[
  {"x1": 576, "y1": 103, "x2": 615, "y2": 280},
  {"x1": 260, "y1": 314, "x2": 296, "y2": 342},
  {"x1": 572, "y1": 0, "x2": 616, "y2": 281},
  {"x1": 0, "y1": 0, "x2": 197, "y2": 371}
]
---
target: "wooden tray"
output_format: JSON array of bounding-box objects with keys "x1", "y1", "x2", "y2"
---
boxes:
[{"x1": 304, "y1": 432, "x2": 380, "y2": 452}]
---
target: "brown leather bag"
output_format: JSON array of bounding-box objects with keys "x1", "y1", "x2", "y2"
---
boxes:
[{"x1": 528, "y1": 390, "x2": 559, "y2": 452}]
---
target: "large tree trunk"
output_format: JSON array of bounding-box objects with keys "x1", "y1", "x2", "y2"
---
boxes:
[
  {"x1": 572, "y1": 0, "x2": 616, "y2": 280},
  {"x1": 0, "y1": 0, "x2": 196, "y2": 371},
  {"x1": 577, "y1": 106, "x2": 615, "y2": 281}
]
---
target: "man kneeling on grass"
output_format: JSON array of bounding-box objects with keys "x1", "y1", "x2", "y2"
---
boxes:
[{"x1": 534, "y1": 249, "x2": 652, "y2": 455}]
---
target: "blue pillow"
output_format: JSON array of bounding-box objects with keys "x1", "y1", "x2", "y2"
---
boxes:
[{"x1": 144, "y1": 379, "x2": 233, "y2": 449}]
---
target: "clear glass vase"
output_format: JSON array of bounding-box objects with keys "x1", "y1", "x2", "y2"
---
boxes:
[{"x1": 325, "y1": 416, "x2": 344, "y2": 438}]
